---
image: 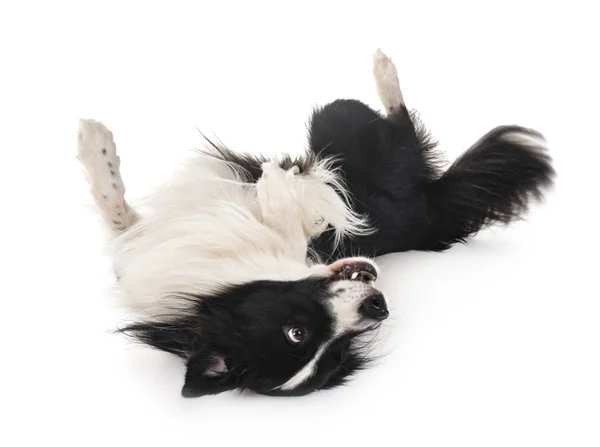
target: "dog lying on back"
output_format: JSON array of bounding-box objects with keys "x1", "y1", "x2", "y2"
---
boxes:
[{"x1": 78, "y1": 49, "x2": 554, "y2": 397}]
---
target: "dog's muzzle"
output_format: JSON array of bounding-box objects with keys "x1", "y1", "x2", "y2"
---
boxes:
[{"x1": 328, "y1": 257, "x2": 379, "y2": 283}]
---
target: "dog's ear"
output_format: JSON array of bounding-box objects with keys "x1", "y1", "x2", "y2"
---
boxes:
[
  {"x1": 119, "y1": 320, "x2": 196, "y2": 357},
  {"x1": 181, "y1": 351, "x2": 243, "y2": 397}
]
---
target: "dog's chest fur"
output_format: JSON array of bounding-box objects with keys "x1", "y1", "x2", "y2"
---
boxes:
[{"x1": 112, "y1": 155, "x2": 317, "y2": 314}]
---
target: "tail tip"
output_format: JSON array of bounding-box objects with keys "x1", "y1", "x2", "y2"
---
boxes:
[{"x1": 496, "y1": 125, "x2": 549, "y2": 154}]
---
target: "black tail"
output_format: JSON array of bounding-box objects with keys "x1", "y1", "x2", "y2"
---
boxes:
[{"x1": 424, "y1": 125, "x2": 555, "y2": 250}]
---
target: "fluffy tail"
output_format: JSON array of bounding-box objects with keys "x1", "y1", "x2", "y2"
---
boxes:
[{"x1": 424, "y1": 125, "x2": 555, "y2": 250}]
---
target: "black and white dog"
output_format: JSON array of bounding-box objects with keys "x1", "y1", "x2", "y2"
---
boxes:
[{"x1": 78, "y1": 50, "x2": 554, "y2": 397}]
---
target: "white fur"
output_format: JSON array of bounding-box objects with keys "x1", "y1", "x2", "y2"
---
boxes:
[
  {"x1": 257, "y1": 161, "x2": 311, "y2": 260},
  {"x1": 328, "y1": 281, "x2": 381, "y2": 336},
  {"x1": 373, "y1": 49, "x2": 404, "y2": 115},
  {"x1": 78, "y1": 120, "x2": 372, "y2": 316},
  {"x1": 78, "y1": 120, "x2": 385, "y2": 392},
  {"x1": 500, "y1": 130, "x2": 549, "y2": 153},
  {"x1": 77, "y1": 120, "x2": 139, "y2": 234},
  {"x1": 277, "y1": 342, "x2": 332, "y2": 391}
]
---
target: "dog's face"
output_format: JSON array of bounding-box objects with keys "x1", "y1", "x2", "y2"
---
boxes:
[{"x1": 123, "y1": 258, "x2": 388, "y2": 397}]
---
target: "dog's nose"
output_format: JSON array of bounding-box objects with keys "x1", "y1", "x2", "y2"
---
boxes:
[{"x1": 360, "y1": 292, "x2": 389, "y2": 321}]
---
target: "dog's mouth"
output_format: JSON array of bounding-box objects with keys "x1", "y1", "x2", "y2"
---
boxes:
[{"x1": 328, "y1": 258, "x2": 378, "y2": 283}]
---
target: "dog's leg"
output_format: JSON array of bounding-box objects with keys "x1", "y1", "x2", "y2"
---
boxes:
[
  {"x1": 77, "y1": 119, "x2": 139, "y2": 234},
  {"x1": 372, "y1": 49, "x2": 405, "y2": 116},
  {"x1": 256, "y1": 162, "x2": 308, "y2": 259}
]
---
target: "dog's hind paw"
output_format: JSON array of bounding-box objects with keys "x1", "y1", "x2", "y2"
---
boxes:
[
  {"x1": 77, "y1": 119, "x2": 127, "y2": 198},
  {"x1": 77, "y1": 119, "x2": 138, "y2": 232},
  {"x1": 373, "y1": 49, "x2": 404, "y2": 115}
]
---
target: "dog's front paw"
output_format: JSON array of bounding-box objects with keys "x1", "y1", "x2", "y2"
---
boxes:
[
  {"x1": 261, "y1": 161, "x2": 299, "y2": 180},
  {"x1": 257, "y1": 161, "x2": 303, "y2": 228},
  {"x1": 258, "y1": 161, "x2": 301, "y2": 198}
]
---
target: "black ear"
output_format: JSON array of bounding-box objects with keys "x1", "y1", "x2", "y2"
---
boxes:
[
  {"x1": 119, "y1": 320, "x2": 196, "y2": 358},
  {"x1": 181, "y1": 351, "x2": 243, "y2": 398}
]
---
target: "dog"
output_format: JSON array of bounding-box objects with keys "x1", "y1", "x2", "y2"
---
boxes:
[{"x1": 78, "y1": 49, "x2": 554, "y2": 398}]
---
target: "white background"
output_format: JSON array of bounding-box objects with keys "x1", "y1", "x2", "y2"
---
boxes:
[{"x1": 1, "y1": 1, "x2": 598, "y2": 446}]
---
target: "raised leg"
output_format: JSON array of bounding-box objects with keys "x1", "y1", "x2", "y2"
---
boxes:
[
  {"x1": 77, "y1": 119, "x2": 139, "y2": 234},
  {"x1": 256, "y1": 161, "x2": 308, "y2": 259},
  {"x1": 372, "y1": 49, "x2": 405, "y2": 116},
  {"x1": 307, "y1": 50, "x2": 440, "y2": 258}
]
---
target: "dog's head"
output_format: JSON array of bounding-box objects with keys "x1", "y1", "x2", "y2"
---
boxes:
[{"x1": 122, "y1": 257, "x2": 388, "y2": 397}]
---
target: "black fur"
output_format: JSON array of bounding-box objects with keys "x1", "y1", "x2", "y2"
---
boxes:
[
  {"x1": 308, "y1": 100, "x2": 554, "y2": 256},
  {"x1": 422, "y1": 125, "x2": 554, "y2": 249},
  {"x1": 207, "y1": 99, "x2": 554, "y2": 257},
  {"x1": 121, "y1": 278, "x2": 372, "y2": 397}
]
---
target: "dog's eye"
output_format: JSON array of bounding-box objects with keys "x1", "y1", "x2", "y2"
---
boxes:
[{"x1": 286, "y1": 327, "x2": 306, "y2": 344}]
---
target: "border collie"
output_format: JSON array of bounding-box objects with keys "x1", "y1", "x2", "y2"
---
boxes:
[{"x1": 78, "y1": 49, "x2": 554, "y2": 398}]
